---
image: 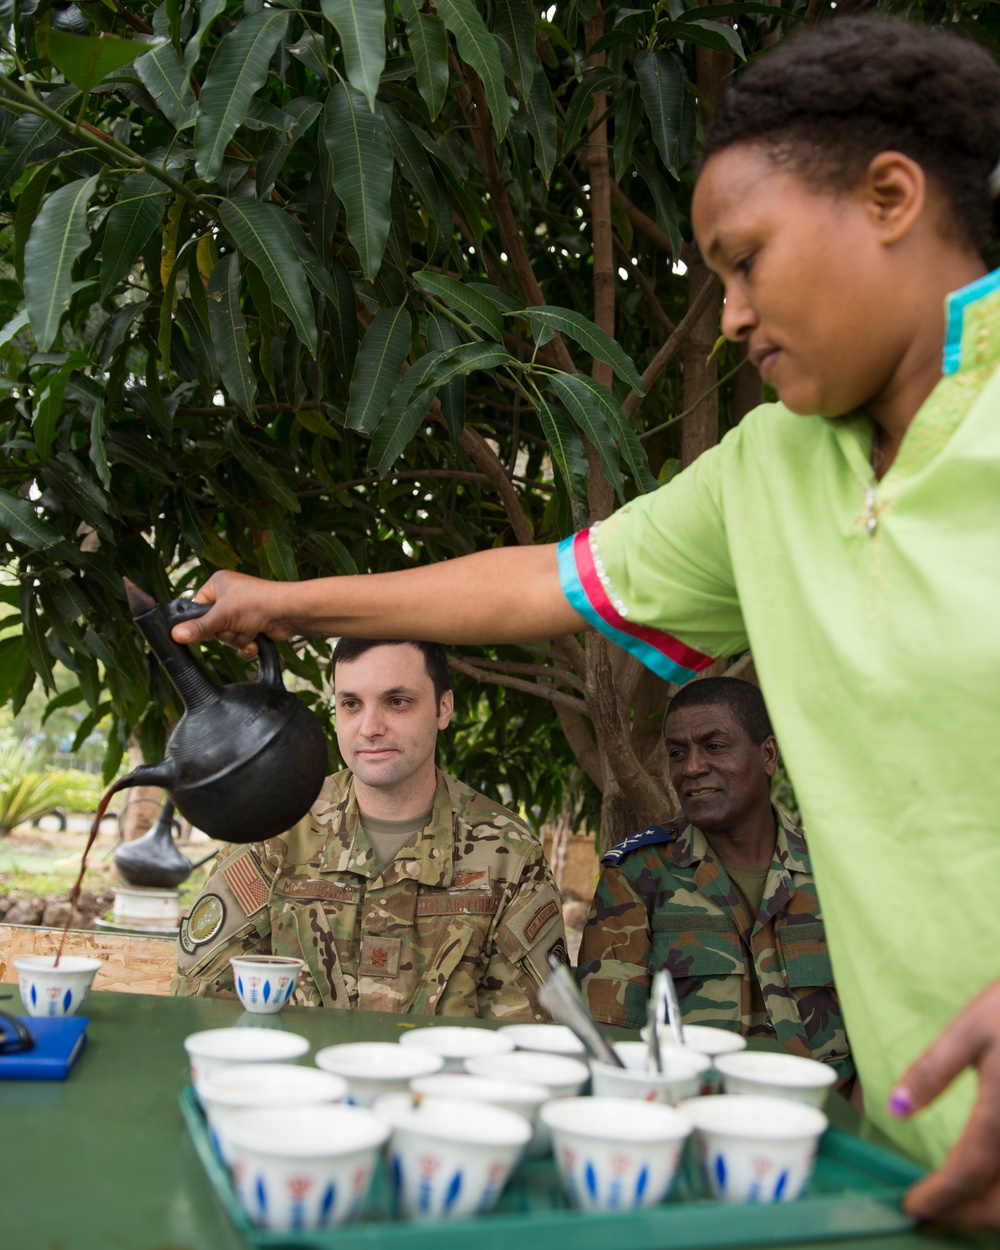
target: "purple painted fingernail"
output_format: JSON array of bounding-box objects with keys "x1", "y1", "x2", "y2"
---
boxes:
[{"x1": 888, "y1": 1088, "x2": 914, "y2": 1117}]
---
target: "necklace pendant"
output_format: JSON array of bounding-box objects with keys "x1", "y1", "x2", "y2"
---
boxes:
[{"x1": 864, "y1": 485, "x2": 877, "y2": 536}]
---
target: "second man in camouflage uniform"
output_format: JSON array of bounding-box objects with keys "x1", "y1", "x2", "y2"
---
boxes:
[
  {"x1": 577, "y1": 678, "x2": 853, "y2": 1087},
  {"x1": 172, "y1": 638, "x2": 566, "y2": 1020}
]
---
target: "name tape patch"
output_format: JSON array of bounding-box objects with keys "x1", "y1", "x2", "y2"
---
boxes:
[
  {"x1": 275, "y1": 878, "x2": 361, "y2": 905},
  {"x1": 416, "y1": 894, "x2": 500, "y2": 917}
]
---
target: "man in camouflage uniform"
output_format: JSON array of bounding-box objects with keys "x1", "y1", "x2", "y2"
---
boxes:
[
  {"x1": 577, "y1": 678, "x2": 853, "y2": 1086},
  {"x1": 172, "y1": 638, "x2": 566, "y2": 1019}
]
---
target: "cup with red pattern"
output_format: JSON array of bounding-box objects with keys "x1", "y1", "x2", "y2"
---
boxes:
[
  {"x1": 226, "y1": 1104, "x2": 387, "y2": 1231},
  {"x1": 541, "y1": 1096, "x2": 692, "y2": 1212},
  {"x1": 230, "y1": 955, "x2": 304, "y2": 1015}
]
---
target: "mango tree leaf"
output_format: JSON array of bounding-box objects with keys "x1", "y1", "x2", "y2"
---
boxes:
[
  {"x1": 20, "y1": 584, "x2": 55, "y2": 691},
  {"x1": 194, "y1": 8, "x2": 290, "y2": 180},
  {"x1": 33, "y1": 362, "x2": 75, "y2": 460},
  {"x1": 436, "y1": 0, "x2": 511, "y2": 140},
  {"x1": 100, "y1": 172, "x2": 167, "y2": 298},
  {"x1": 13, "y1": 158, "x2": 58, "y2": 285},
  {"x1": 323, "y1": 83, "x2": 393, "y2": 281},
  {"x1": 525, "y1": 306, "x2": 643, "y2": 393},
  {"x1": 524, "y1": 67, "x2": 557, "y2": 184},
  {"x1": 0, "y1": 489, "x2": 63, "y2": 550},
  {"x1": 184, "y1": 0, "x2": 226, "y2": 70},
  {"x1": 308, "y1": 532, "x2": 358, "y2": 575},
  {"x1": 405, "y1": 11, "x2": 448, "y2": 121},
  {"x1": 635, "y1": 48, "x2": 684, "y2": 178},
  {"x1": 24, "y1": 175, "x2": 99, "y2": 352},
  {"x1": 320, "y1": 0, "x2": 387, "y2": 111},
  {"x1": 90, "y1": 396, "x2": 111, "y2": 491},
  {"x1": 0, "y1": 635, "x2": 30, "y2": 708},
  {"x1": 262, "y1": 528, "x2": 298, "y2": 581},
  {"x1": 0, "y1": 310, "x2": 30, "y2": 351},
  {"x1": 613, "y1": 80, "x2": 644, "y2": 181},
  {"x1": 345, "y1": 303, "x2": 412, "y2": 432},
  {"x1": 550, "y1": 371, "x2": 655, "y2": 493},
  {"x1": 223, "y1": 422, "x2": 301, "y2": 514},
  {"x1": 467, "y1": 281, "x2": 522, "y2": 312},
  {"x1": 369, "y1": 343, "x2": 512, "y2": 475},
  {"x1": 219, "y1": 197, "x2": 317, "y2": 357},
  {"x1": 563, "y1": 67, "x2": 619, "y2": 155},
  {"x1": 495, "y1": 0, "x2": 536, "y2": 100},
  {"x1": 413, "y1": 271, "x2": 502, "y2": 340},
  {"x1": 534, "y1": 394, "x2": 588, "y2": 500},
  {"x1": 382, "y1": 104, "x2": 452, "y2": 257},
  {"x1": 135, "y1": 41, "x2": 197, "y2": 129},
  {"x1": 0, "y1": 85, "x2": 78, "y2": 193},
  {"x1": 669, "y1": 18, "x2": 745, "y2": 60},
  {"x1": 425, "y1": 313, "x2": 463, "y2": 443},
  {"x1": 208, "y1": 253, "x2": 257, "y2": 417},
  {"x1": 48, "y1": 31, "x2": 144, "y2": 91},
  {"x1": 548, "y1": 372, "x2": 625, "y2": 502}
]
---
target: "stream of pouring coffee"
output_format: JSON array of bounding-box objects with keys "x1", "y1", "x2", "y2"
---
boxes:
[{"x1": 55, "y1": 786, "x2": 117, "y2": 966}]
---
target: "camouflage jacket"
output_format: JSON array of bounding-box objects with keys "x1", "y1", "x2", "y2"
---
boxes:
[
  {"x1": 171, "y1": 770, "x2": 566, "y2": 1021},
  {"x1": 576, "y1": 811, "x2": 853, "y2": 1083}
]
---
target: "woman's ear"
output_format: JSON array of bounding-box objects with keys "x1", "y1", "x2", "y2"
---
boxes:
[{"x1": 861, "y1": 151, "x2": 926, "y2": 245}]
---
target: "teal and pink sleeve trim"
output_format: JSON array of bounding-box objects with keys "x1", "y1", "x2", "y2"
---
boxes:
[{"x1": 557, "y1": 527, "x2": 715, "y2": 685}]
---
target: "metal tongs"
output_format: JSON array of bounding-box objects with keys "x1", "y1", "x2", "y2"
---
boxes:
[
  {"x1": 645, "y1": 969, "x2": 685, "y2": 1073},
  {"x1": 539, "y1": 954, "x2": 625, "y2": 1068}
]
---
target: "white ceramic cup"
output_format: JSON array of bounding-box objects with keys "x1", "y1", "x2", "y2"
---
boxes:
[
  {"x1": 715, "y1": 1051, "x2": 838, "y2": 1109},
  {"x1": 199, "y1": 1063, "x2": 348, "y2": 1164},
  {"x1": 374, "y1": 1093, "x2": 530, "y2": 1221},
  {"x1": 15, "y1": 955, "x2": 102, "y2": 1018},
  {"x1": 314, "y1": 1042, "x2": 444, "y2": 1107},
  {"x1": 184, "y1": 1028, "x2": 310, "y2": 1096},
  {"x1": 227, "y1": 1104, "x2": 388, "y2": 1232},
  {"x1": 640, "y1": 1023, "x2": 748, "y2": 1093},
  {"x1": 464, "y1": 1049, "x2": 591, "y2": 1154},
  {"x1": 590, "y1": 1040, "x2": 711, "y2": 1105},
  {"x1": 410, "y1": 1073, "x2": 551, "y2": 1157},
  {"x1": 398, "y1": 1026, "x2": 515, "y2": 1073},
  {"x1": 497, "y1": 1023, "x2": 585, "y2": 1057},
  {"x1": 683, "y1": 1094, "x2": 828, "y2": 1203},
  {"x1": 230, "y1": 955, "x2": 304, "y2": 1015},
  {"x1": 542, "y1": 1095, "x2": 692, "y2": 1212}
]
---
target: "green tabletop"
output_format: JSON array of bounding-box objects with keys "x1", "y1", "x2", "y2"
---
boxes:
[{"x1": 0, "y1": 990, "x2": 987, "y2": 1250}]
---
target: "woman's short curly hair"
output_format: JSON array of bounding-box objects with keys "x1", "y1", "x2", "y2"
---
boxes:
[{"x1": 702, "y1": 17, "x2": 1000, "y2": 248}]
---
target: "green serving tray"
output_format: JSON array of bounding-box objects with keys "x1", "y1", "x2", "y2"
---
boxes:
[{"x1": 180, "y1": 1087, "x2": 925, "y2": 1250}]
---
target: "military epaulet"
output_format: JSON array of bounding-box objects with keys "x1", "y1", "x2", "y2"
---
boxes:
[{"x1": 601, "y1": 824, "x2": 676, "y2": 865}]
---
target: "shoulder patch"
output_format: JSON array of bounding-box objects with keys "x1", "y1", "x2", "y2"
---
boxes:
[
  {"x1": 186, "y1": 893, "x2": 226, "y2": 945},
  {"x1": 601, "y1": 824, "x2": 676, "y2": 865},
  {"x1": 223, "y1": 851, "x2": 270, "y2": 916}
]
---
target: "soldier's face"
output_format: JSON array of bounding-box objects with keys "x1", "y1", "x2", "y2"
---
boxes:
[
  {"x1": 664, "y1": 703, "x2": 777, "y2": 834},
  {"x1": 333, "y1": 644, "x2": 454, "y2": 800}
]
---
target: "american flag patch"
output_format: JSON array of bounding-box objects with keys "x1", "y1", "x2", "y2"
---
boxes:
[{"x1": 223, "y1": 853, "x2": 270, "y2": 916}]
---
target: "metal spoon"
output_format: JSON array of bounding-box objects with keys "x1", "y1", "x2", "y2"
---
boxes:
[
  {"x1": 645, "y1": 972, "x2": 664, "y2": 1074},
  {"x1": 659, "y1": 966, "x2": 685, "y2": 1048},
  {"x1": 538, "y1": 955, "x2": 625, "y2": 1068}
]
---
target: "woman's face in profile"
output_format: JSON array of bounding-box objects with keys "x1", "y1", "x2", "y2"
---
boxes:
[{"x1": 692, "y1": 142, "x2": 913, "y2": 421}]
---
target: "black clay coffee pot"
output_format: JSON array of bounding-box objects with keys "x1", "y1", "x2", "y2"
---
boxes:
[
  {"x1": 103, "y1": 581, "x2": 329, "y2": 844},
  {"x1": 113, "y1": 798, "x2": 192, "y2": 888}
]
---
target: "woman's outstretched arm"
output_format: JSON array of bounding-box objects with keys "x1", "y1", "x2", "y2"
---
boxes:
[{"x1": 170, "y1": 543, "x2": 587, "y2": 655}]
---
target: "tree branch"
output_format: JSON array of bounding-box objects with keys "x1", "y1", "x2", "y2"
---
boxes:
[
  {"x1": 458, "y1": 424, "x2": 534, "y2": 545},
  {"x1": 624, "y1": 273, "x2": 722, "y2": 418},
  {"x1": 447, "y1": 654, "x2": 590, "y2": 716},
  {"x1": 609, "y1": 181, "x2": 676, "y2": 256},
  {"x1": 612, "y1": 235, "x2": 675, "y2": 335},
  {"x1": 555, "y1": 701, "x2": 604, "y2": 789},
  {"x1": 448, "y1": 653, "x2": 587, "y2": 692}
]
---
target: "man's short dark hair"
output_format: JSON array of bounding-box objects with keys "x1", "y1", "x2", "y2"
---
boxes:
[
  {"x1": 665, "y1": 677, "x2": 773, "y2": 746},
  {"x1": 332, "y1": 638, "x2": 452, "y2": 708}
]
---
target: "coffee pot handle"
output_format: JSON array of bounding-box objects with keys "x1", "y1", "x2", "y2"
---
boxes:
[{"x1": 164, "y1": 599, "x2": 286, "y2": 689}]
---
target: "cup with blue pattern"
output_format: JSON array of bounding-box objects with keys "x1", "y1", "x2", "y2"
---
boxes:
[
  {"x1": 373, "y1": 1093, "x2": 530, "y2": 1221},
  {"x1": 226, "y1": 1103, "x2": 387, "y2": 1232},
  {"x1": 230, "y1": 955, "x2": 304, "y2": 1014},
  {"x1": 682, "y1": 1094, "x2": 827, "y2": 1203},
  {"x1": 541, "y1": 1096, "x2": 692, "y2": 1212},
  {"x1": 15, "y1": 955, "x2": 102, "y2": 1017}
]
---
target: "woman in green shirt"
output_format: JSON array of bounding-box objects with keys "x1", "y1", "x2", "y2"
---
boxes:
[{"x1": 174, "y1": 17, "x2": 1000, "y2": 1229}]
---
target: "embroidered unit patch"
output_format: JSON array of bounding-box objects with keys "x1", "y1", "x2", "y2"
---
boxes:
[
  {"x1": 524, "y1": 899, "x2": 559, "y2": 944},
  {"x1": 187, "y1": 893, "x2": 226, "y2": 945},
  {"x1": 451, "y1": 867, "x2": 490, "y2": 890}
]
